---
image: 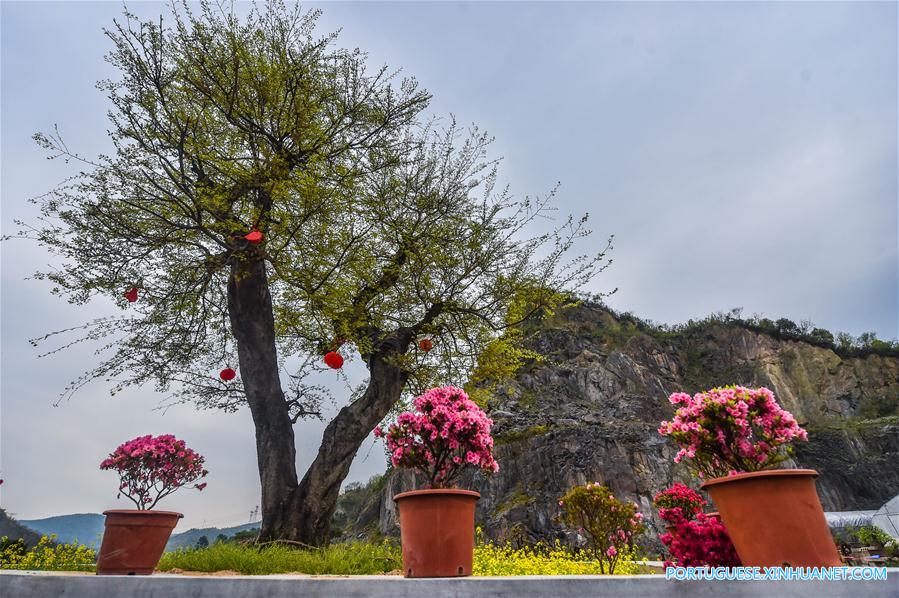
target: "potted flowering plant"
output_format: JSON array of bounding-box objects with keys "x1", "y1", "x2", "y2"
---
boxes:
[
  {"x1": 375, "y1": 386, "x2": 498, "y2": 577},
  {"x1": 96, "y1": 434, "x2": 208, "y2": 575},
  {"x1": 557, "y1": 483, "x2": 645, "y2": 574},
  {"x1": 659, "y1": 386, "x2": 840, "y2": 566}
]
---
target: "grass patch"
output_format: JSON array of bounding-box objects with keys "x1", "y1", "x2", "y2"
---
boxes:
[
  {"x1": 159, "y1": 537, "x2": 653, "y2": 576},
  {"x1": 158, "y1": 541, "x2": 401, "y2": 575}
]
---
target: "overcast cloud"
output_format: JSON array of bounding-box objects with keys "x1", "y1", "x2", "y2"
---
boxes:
[{"x1": 2, "y1": 1, "x2": 896, "y2": 530}]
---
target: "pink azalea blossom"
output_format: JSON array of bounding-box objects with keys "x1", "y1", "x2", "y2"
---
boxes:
[
  {"x1": 661, "y1": 512, "x2": 741, "y2": 567},
  {"x1": 100, "y1": 434, "x2": 207, "y2": 510},
  {"x1": 658, "y1": 386, "x2": 807, "y2": 478},
  {"x1": 375, "y1": 386, "x2": 498, "y2": 488}
]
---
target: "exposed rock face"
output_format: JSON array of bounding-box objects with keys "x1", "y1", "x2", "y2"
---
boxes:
[{"x1": 342, "y1": 304, "x2": 899, "y2": 547}]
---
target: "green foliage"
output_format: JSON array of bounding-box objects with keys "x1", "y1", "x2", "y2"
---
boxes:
[
  {"x1": 558, "y1": 484, "x2": 645, "y2": 574},
  {"x1": 466, "y1": 335, "x2": 543, "y2": 407},
  {"x1": 492, "y1": 490, "x2": 535, "y2": 515},
  {"x1": 230, "y1": 529, "x2": 260, "y2": 543},
  {"x1": 591, "y1": 303, "x2": 899, "y2": 359},
  {"x1": 158, "y1": 540, "x2": 401, "y2": 575},
  {"x1": 775, "y1": 318, "x2": 800, "y2": 337},
  {"x1": 809, "y1": 328, "x2": 835, "y2": 346},
  {"x1": 15, "y1": 0, "x2": 611, "y2": 545},
  {"x1": 0, "y1": 535, "x2": 96, "y2": 571},
  {"x1": 494, "y1": 424, "x2": 551, "y2": 445},
  {"x1": 20, "y1": 0, "x2": 611, "y2": 417},
  {"x1": 833, "y1": 526, "x2": 899, "y2": 560},
  {"x1": 856, "y1": 393, "x2": 899, "y2": 419},
  {"x1": 330, "y1": 474, "x2": 386, "y2": 538},
  {"x1": 854, "y1": 526, "x2": 896, "y2": 549},
  {"x1": 158, "y1": 534, "x2": 648, "y2": 576},
  {"x1": 465, "y1": 287, "x2": 574, "y2": 407}
]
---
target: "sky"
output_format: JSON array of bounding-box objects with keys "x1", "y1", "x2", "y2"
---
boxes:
[{"x1": 1, "y1": 1, "x2": 896, "y2": 531}]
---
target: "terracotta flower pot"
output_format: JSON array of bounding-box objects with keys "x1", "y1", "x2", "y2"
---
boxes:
[
  {"x1": 394, "y1": 489, "x2": 479, "y2": 578},
  {"x1": 96, "y1": 509, "x2": 182, "y2": 575},
  {"x1": 701, "y1": 469, "x2": 841, "y2": 567}
]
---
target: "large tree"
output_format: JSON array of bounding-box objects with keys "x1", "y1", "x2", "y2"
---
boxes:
[{"x1": 18, "y1": 1, "x2": 610, "y2": 544}]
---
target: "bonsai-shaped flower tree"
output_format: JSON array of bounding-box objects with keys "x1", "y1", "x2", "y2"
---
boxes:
[
  {"x1": 100, "y1": 435, "x2": 208, "y2": 510},
  {"x1": 374, "y1": 386, "x2": 498, "y2": 488},
  {"x1": 658, "y1": 385, "x2": 808, "y2": 479},
  {"x1": 653, "y1": 484, "x2": 740, "y2": 567},
  {"x1": 558, "y1": 483, "x2": 645, "y2": 574}
]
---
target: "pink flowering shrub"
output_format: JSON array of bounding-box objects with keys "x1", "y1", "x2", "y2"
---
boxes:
[
  {"x1": 653, "y1": 483, "x2": 741, "y2": 566},
  {"x1": 658, "y1": 385, "x2": 807, "y2": 478},
  {"x1": 652, "y1": 483, "x2": 706, "y2": 524},
  {"x1": 558, "y1": 483, "x2": 645, "y2": 574},
  {"x1": 100, "y1": 434, "x2": 208, "y2": 510},
  {"x1": 661, "y1": 513, "x2": 742, "y2": 567},
  {"x1": 374, "y1": 386, "x2": 498, "y2": 488}
]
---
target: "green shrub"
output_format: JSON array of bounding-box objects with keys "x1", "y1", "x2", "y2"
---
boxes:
[{"x1": 558, "y1": 484, "x2": 646, "y2": 574}]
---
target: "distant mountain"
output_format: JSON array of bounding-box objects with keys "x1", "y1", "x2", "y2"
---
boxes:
[
  {"x1": 20, "y1": 513, "x2": 105, "y2": 547},
  {"x1": 17, "y1": 511, "x2": 259, "y2": 551},
  {"x1": 166, "y1": 523, "x2": 259, "y2": 550},
  {"x1": 0, "y1": 509, "x2": 43, "y2": 547}
]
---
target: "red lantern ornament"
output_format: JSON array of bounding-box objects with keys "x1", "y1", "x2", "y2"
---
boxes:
[
  {"x1": 324, "y1": 351, "x2": 344, "y2": 370},
  {"x1": 418, "y1": 338, "x2": 434, "y2": 352},
  {"x1": 244, "y1": 230, "x2": 264, "y2": 244},
  {"x1": 124, "y1": 287, "x2": 138, "y2": 303},
  {"x1": 219, "y1": 368, "x2": 237, "y2": 381}
]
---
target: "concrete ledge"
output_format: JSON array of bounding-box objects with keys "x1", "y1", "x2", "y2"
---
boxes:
[{"x1": 2, "y1": 570, "x2": 897, "y2": 598}]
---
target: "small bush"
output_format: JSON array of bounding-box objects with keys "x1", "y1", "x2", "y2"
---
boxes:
[{"x1": 558, "y1": 484, "x2": 646, "y2": 574}]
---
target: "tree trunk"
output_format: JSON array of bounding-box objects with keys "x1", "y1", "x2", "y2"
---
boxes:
[
  {"x1": 229, "y1": 256, "x2": 412, "y2": 544},
  {"x1": 227, "y1": 257, "x2": 300, "y2": 541},
  {"x1": 289, "y1": 335, "x2": 410, "y2": 545}
]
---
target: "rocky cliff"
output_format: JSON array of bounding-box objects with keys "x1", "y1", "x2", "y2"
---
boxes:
[{"x1": 337, "y1": 303, "x2": 899, "y2": 547}]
